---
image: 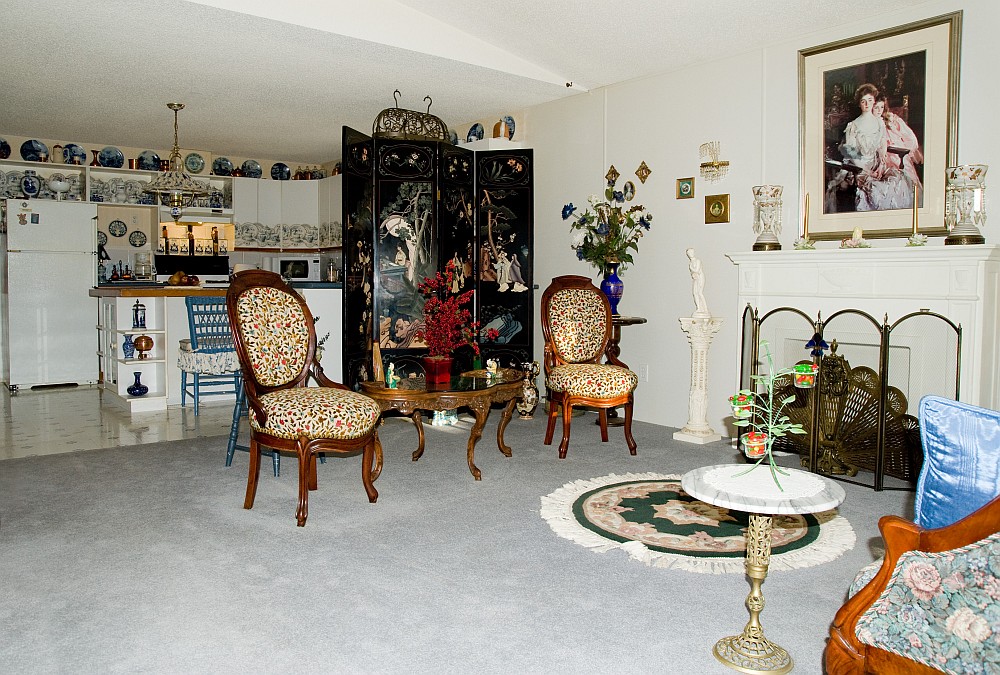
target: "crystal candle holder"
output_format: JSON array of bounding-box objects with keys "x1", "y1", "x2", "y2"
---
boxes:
[
  {"x1": 752, "y1": 184, "x2": 783, "y2": 251},
  {"x1": 945, "y1": 164, "x2": 988, "y2": 245}
]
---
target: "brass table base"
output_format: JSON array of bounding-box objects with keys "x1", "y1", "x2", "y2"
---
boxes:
[{"x1": 713, "y1": 513, "x2": 793, "y2": 674}]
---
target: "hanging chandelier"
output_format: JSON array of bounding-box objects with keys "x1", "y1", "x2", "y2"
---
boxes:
[{"x1": 144, "y1": 103, "x2": 209, "y2": 223}]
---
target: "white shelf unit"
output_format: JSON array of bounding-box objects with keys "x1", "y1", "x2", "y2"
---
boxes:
[{"x1": 97, "y1": 296, "x2": 168, "y2": 412}]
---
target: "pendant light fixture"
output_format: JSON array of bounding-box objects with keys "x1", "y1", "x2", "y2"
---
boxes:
[{"x1": 144, "y1": 103, "x2": 208, "y2": 224}]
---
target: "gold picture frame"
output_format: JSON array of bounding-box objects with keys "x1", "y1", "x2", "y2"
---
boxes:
[
  {"x1": 798, "y1": 12, "x2": 962, "y2": 240},
  {"x1": 676, "y1": 177, "x2": 695, "y2": 199},
  {"x1": 704, "y1": 194, "x2": 729, "y2": 224}
]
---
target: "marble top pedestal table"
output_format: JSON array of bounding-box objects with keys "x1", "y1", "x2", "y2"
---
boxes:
[{"x1": 681, "y1": 463, "x2": 846, "y2": 674}]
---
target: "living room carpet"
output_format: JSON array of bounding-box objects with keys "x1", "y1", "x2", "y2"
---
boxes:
[{"x1": 540, "y1": 472, "x2": 856, "y2": 574}]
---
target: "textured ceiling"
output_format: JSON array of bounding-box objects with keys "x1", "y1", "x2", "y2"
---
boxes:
[{"x1": 0, "y1": 0, "x2": 929, "y2": 164}]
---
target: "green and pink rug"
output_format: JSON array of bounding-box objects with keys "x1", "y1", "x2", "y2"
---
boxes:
[{"x1": 540, "y1": 472, "x2": 855, "y2": 574}]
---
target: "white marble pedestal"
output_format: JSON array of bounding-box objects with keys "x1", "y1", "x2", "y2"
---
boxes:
[{"x1": 673, "y1": 316, "x2": 724, "y2": 444}]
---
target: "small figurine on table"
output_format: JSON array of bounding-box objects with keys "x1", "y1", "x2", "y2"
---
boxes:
[
  {"x1": 385, "y1": 362, "x2": 400, "y2": 389},
  {"x1": 486, "y1": 359, "x2": 499, "y2": 380}
]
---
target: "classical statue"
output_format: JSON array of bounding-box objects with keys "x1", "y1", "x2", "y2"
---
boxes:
[{"x1": 685, "y1": 248, "x2": 710, "y2": 317}]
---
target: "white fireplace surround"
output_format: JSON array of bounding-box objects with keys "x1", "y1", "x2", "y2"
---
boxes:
[{"x1": 727, "y1": 245, "x2": 1000, "y2": 410}]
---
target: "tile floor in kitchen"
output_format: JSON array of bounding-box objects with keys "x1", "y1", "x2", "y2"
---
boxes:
[{"x1": 0, "y1": 384, "x2": 234, "y2": 461}]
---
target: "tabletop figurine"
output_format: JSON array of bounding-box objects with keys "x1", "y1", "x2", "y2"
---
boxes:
[
  {"x1": 385, "y1": 362, "x2": 400, "y2": 389},
  {"x1": 486, "y1": 359, "x2": 499, "y2": 380}
]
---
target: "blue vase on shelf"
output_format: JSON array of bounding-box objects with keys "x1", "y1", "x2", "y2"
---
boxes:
[
  {"x1": 600, "y1": 261, "x2": 624, "y2": 315},
  {"x1": 126, "y1": 371, "x2": 148, "y2": 397},
  {"x1": 122, "y1": 333, "x2": 135, "y2": 359}
]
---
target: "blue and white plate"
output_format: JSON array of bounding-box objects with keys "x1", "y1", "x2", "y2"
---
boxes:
[
  {"x1": 137, "y1": 150, "x2": 160, "y2": 171},
  {"x1": 212, "y1": 157, "x2": 234, "y2": 176},
  {"x1": 20, "y1": 139, "x2": 49, "y2": 162},
  {"x1": 97, "y1": 231, "x2": 108, "y2": 246},
  {"x1": 241, "y1": 159, "x2": 262, "y2": 178},
  {"x1": 98, "y1": 146, "x2": 124, "y2": 168},
  {"x1": 449, "y1": 130, "x2": 459, "y2": 145},
  {"x1": 467, "y1": 123, "x2": 484, "y2": 142},
  {"x1": 128, "y1": 230, "x2": 147, "y2": 247},
  {"x1": 270, "y1": 162, "x2": 290, "y2": 180},
  {"x1": 108, "y1": 219, "x2": 127, "y2": 237},
  {"x1": 0, "y1": 137, "x2": 11, "y2": 159},
  {"x1": 502, "y1": 115, "x2": 515, "y2": 140},
  {"x1": 63, "y1": 143, "x2": 87, "y2": 165},
  {"x1": 184, "y1": 153, "x2": 205, "y2": 174}
]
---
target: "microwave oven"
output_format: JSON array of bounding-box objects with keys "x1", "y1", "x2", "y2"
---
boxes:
[{"x1": 265, "y1": 255, "x2": 324, "y2": 281}]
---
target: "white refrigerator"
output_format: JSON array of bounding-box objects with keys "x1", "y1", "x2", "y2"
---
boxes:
[{"x1": 2, "y1": 199, "x2": 98, "y2": 390}]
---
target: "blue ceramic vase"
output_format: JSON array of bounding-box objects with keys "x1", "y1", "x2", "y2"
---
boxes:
[
  {"x1": 600, "y1": 262, "x2": 624, "y2": 315},
  {"x1": 122, "y1": 333, "x2": 136, "y2": 359},
  {"x1": 127, "y1": 371, "x2": 148, "y2": 397}
]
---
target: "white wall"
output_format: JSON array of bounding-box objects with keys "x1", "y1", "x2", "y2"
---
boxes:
[{"x1": 525, "y1": 0, "x2": 999, "y2": 434}]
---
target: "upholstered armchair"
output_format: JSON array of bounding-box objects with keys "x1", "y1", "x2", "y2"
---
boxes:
[
  {"x1": 826, "y1": 395, "x2": 1000, "y2": 673},
  {"x1": 226, "y1": 270, "x2": 383, "y2": 526},
  {"x1": 541, "y1": 275, "x2": 638, "y2": 458}
]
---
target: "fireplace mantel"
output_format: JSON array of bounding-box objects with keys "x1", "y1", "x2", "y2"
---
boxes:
[{"x1": 727, "y1": 245, "x2": 1000, "y2": 409}]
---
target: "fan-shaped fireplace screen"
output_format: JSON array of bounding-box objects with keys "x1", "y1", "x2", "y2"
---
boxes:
[{"x1": 740, "y1": 305, "x2": 961, "y2": 490}]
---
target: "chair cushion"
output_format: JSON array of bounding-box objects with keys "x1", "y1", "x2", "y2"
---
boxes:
[
  {"x1": 549, "y1": 288, "x2": 608, "y2": 363},
  {"x1": 251, "y1": 388, "x2": 381, "y2": 441},
  {"x1": 548, "y1": 364, "x2": 637, "y2": 399},
  {"x1": 177, "y1": 349, "x2": 240, "y2": 375},
  {"x1": 235, "y1": 286, "x2": 310, "y2": 387},
  {"x1": 855, "y1": 531, "x2": 1000, "y2": 673}
]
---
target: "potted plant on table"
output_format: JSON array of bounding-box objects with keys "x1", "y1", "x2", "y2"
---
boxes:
[
  {"x1": 730, "y1": 341, "x2": 807, "y2": 490},
  {"x1": 562, "y1": 167, "x2": 653, "y2": 315},
  {"x1": 416, "y1": 261, "x2": 486, "y2": 384}
]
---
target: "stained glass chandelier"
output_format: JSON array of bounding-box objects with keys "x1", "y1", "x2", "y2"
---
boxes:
[{"x1": 144, "y1": 103, "x2": 208, "y2": 224}]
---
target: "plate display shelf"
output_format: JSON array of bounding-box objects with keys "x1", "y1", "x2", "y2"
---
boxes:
[
  {"x1": 96, "y1": 295, "x2": 168, "y2": 412},
  {"x1": 0, "y1": 158, "x2": 233, "y2": 212}
]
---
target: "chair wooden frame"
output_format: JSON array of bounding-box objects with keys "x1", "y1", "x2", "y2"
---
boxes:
[
  {"x1": 540, "y1": 275, "x2": 637, "y2": 458},
  {"x1": 226, "y1": 270, "x2": 383, "y2": 526},
  {"x1": 825, "y1": 495, "x2": 1000, "y2": 674}
]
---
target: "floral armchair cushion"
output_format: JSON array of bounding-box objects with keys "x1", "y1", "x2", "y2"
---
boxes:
[
  {"x1": 235, "y1": 286, "x2": 310, "y2": 387},
  {"x1": 548, "y1": 363, "x2": 638, "y2": 399},
  {"x1": 548, "y1": 288, "x2": 608, "y2": 363},
  {"x1": 250, "y1": 388, "x2": 381, "y2": 441},
  {"x1": 854, "y1": 531, "x2": 1000, "y2": 674}
]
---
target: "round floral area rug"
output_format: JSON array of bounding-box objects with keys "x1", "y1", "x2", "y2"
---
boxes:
[{"x1": 540, "y1": 472, "x2": 855, "y2": 574}]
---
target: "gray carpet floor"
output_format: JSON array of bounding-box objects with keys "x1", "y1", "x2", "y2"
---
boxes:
[{"x1": 0, "y1": 411, "x2": 911, "y2": 674}]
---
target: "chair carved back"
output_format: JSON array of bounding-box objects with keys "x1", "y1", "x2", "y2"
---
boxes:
[
  {"x1": 227, "y1": 271, "x2": 316, "y2": 392},
  {"x1": 541, "y1": 275, "x2": 612, "y2": 372}
]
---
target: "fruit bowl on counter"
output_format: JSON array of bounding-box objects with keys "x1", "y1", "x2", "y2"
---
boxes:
[{"x1": 167, "y1": 271, "x2": 201, "y2": 286}]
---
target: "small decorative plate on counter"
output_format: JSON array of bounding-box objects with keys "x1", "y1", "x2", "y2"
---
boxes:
[
  {"x1": 20, "y1": 139, "x2": 49, "y2": 162},
  {"x1": 0, "y1": 137, "x2": 9, "y2": 159},
  {"x1": 241, "y1": 159, "x2": 262, "y2": 178},
  {"x1": 467, "y1": 123, "x2": 484, "y2": 142},
  {"x1": 212, "y1": 157, "x2": 234, "y2": 176},
  {"x1": 99, "y1": 146, "x2": 124, "y2": 168},
  {"x1": 63, "y1": 143, "x2": 88, "y2": 165},
  {"x1": 184, "y1": 152, "x2": 205, "y2": 174},
  {"x1": 270, "y1": 162, "x2": 290, "y2": 180},
  {"x1": 137, "y1": 150, "x2": 160, "y2": 171},
  {"x1": 128, "y1": 230, "x2": 148, "y2": 247},
  {"x1": 108, "y1": 219, "x2": 127, "y2": 237}
]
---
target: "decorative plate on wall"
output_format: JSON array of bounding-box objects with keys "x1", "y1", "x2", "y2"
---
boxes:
[
  {"x1": 98, "y1": 146, "x2": 124, "y2": 168},
  {"x1": 108, "y1": 219, "x2": 127, "y2": 237},
  {"x1": 137, "y1": 150, "x2": 160, "y2": 171},
  {"x1": 20, "y1": 139, "x2": 49, "y2": 162},
  {"x1": 502, "y1": 115, "x2": 516, "y2": 140},
  {"x1": 62, "y1": 143, "x2": 87, "y2": 165},
  {"x1": 212, "y1": 157, "x2": 234, "y2": 176},
  {"x1": 128, "y1": 230, "x2": 147, "y2": 247},
  {"x1": 97, "y1": 231, "x2": 108, "y2": 245},
  {"x1": 0, "y1": 137, "x2": 9, "y2": 159},
  {"x1": 467, "y1": 123, "x2": 484, "y2": 142},
  {"x1": 270, "y1": 162, "x2": 290, "y2": 180},
  {"x1": 241, "y1": 159, "x2": 262, "y2": 178},
  {"x1": 184, "y1": 153, "x2": 205, "y2": 174}
]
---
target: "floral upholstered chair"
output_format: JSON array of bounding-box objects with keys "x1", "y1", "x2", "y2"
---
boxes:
[
  {"x1": 226, "y1": 270, "x2": 383, "y2": 526},
  {"x1": 541, "y1": 275, "x2": 638, "y2": 458},
  {"x1": 826, "y1": 396, "x2": 1000, "y2": 674}
]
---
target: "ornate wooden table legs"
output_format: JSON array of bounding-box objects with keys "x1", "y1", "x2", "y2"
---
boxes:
[{"x1": 713, "y1": 513, "x2": 793, "y2": 674}]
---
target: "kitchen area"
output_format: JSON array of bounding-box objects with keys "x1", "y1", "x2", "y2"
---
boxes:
[{"x1": 1, "y1": 163, "x2": 344, "y2": 414}]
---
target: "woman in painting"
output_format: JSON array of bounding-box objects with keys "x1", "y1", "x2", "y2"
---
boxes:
[
  {"x1": 875, "y1": 94, "x2": 923, "y2": 195},
  {"x1": 837, "y1": 83, "x2": 912, "y2": 210}
]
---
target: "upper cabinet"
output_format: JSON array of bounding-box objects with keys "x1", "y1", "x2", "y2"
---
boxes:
[{"x1": 232, "y1": 175, "x2": 342, "y2": 250}]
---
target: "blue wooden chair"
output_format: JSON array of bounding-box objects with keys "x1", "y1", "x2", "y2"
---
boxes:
[{"x1": 178, "y1": 296, "x2": 241, "y2": 415}]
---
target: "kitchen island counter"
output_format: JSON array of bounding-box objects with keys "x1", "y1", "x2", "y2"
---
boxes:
[{"x1": 90, "y1": 286, "x2": 226, "y2": 298}]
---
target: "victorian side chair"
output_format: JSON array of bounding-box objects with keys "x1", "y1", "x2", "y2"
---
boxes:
[
  {"x1": 226, "y1": 270, "x2": 383, "y2": 526},
  {"x1": 540, "y1": 275, "x2": 638, "y2": 458}
]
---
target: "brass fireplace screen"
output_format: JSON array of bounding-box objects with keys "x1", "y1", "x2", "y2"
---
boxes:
[{"x1": 740, "y1": 305, "x2": 961, "y2": 491}]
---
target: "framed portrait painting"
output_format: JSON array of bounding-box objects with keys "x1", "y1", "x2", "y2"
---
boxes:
[{"x1": 798, "y1": 12, "x2": 961, "y2": 240}]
